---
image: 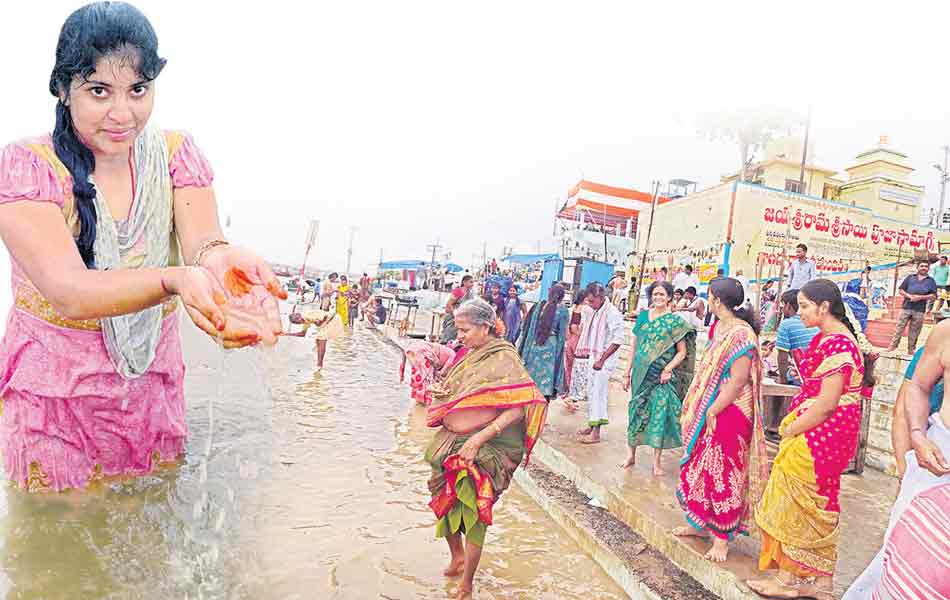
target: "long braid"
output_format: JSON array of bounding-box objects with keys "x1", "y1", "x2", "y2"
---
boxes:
[{"x1": 52, "y1": 101, "x2": 98, "y2": 267}]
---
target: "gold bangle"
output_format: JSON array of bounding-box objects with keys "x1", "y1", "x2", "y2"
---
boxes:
[
  {"x1": 490, "y1": 422, "x2": 502, "y2": 437},
  {"x1": 193, "y1": 239, "x2": 229, "y2": 267}
]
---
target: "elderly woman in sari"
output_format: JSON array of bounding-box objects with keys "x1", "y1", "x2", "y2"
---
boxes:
[
  {"x1": 621, "y1": 281, "x2": 695, "y2": 474},
  {"x1": 425, "y1": 299, "x2": 548, "y2": 600},
  {"x1": 674, "y1": 278, "x2": 767, "y2": 563},
  {"x1": 748, "y1": 279, "x2": 875, "y2": 600},
  {"x1": 0, "y1": 3, "x2": 284, "y2": 493},
  {"x1": 517, "y1": 284, "x2": 569, "y2": 400}
]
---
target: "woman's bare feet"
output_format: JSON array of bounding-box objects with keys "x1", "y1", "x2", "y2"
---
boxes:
[
  {"x1": 577, "y1": 433, "x2": 601, "y2": 444},
  {"x1": 672, "y1": 526, "x2": 708, "y2": 538},
  {"x1": 746, "y1": 576, "x2": 803, "y2": 599},
  {"x1": 576, "y1": 426, "x2": 592, "y2": 436},
  {"x1": 620, "y1": 448, "x2": 636, "y2": 469},
  {"x1": 564, "y1": 399, "x2": 578, "y2": 413},
  {"x1": 652, "y1": 465, "x2": 666, "y2": 477},
  {"x1": 455, "y1": 585, "x2": 473, "y2": 600},
  {"x1": 443, "y1": 557, "x2": 464, "y2": 577},
  {"x1": 704, "y1": 537, "x2": 729, "y2": 563}
]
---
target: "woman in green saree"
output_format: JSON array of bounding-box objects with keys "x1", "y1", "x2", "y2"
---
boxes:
[
  {"x1": 622, "y1": 281, "x2": 696, "y2": 475},
  {"x1": 424, "y1": 298, "x2": 548, "y2": 600}
]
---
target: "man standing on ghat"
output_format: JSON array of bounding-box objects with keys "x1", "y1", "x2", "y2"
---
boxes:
[
  {"x1": 576, "y1": 283, "x2": 625, "y2": 444},
  {"x1": 786, "y1": 243, "x2": 817, "y2": 290},
  {"x1": 888, "y1": 260, "x2": 937, "y2": 355}
]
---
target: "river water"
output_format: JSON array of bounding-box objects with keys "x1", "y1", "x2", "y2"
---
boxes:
[{"x1": 0, "y1": 312, "x2": 625, "y2": 599}]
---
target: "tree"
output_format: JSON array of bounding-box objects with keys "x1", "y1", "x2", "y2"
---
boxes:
[{"x1": 697, "y1": 108, "x2": 804, "y2": 182}]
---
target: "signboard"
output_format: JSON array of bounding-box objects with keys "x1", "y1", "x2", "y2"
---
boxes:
[{"x1": 736, "y1": 186, "x2": 938, "y2": 276}]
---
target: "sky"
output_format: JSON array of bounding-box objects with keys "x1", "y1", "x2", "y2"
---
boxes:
[{"x1": 3, "y1": 1, "x2": 950, "y2": 275}]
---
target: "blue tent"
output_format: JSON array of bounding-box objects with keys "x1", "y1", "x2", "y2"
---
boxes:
[
  {"x1": 445, "y1": 263, "x2": 465, "y2": 273},
  {"x1": 505, "y1": 253, "x2": 561, "y2": 265},
  {"x1": 378, "y1": 260, "x2": 426, "y2": 270}
]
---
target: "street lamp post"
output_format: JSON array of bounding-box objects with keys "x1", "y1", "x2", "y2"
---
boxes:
[{"x1": 934, "y1": 145, "x2": 950, "y2": 229}]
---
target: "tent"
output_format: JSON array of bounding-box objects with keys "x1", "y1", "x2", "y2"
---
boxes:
[
  {"x1": 378, "y1": 260, "x2": 426, "y2": 270},
  {"x1": 445, "y1": 263, "x2": 465, "y2": 273},
  {"x1": 505, "y1": 253, "x2": 560, "y2": 265}
]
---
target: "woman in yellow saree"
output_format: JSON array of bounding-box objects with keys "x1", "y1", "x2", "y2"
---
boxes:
[
  {"x1": 336, "y1": 275, "x2": 350, "y2": 326},
  {"x1": 424, "y1": 298, "x2": 548, "y2": 600},
  {"x1": 748, "y1": 279, "x2": 874, "y2": 600}
]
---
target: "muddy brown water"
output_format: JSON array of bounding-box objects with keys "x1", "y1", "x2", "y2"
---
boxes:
[{"x1": 0, "y1": 312, "x2": 626, "y2": 599}]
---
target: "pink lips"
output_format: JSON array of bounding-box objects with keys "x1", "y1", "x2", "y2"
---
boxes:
[{"x1": 104, "y1": 129, "x2": 132, "y2": 141}]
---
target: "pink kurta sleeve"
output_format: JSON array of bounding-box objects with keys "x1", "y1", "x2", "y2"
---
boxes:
[
  {"x1": 168, "y1": 133, "x2": 214, "y2": 189},
  {"x1": 0, "y1": 143, "x2": 65, "y2": 208}
]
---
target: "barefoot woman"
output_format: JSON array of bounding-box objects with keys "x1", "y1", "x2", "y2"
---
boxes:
[
  {"x1": 748, "y1": 279, "x2": 874, "y2": 599},
  {"x1": 674, "y1": 277, "x2": 767, "y2": 563},
  {"x1": 621, "y1": 281, "x2": 695, "y2": 474},
  {"x1": 0, "y1": 2, "x2": 284, "y2": 492},
  {"x1": 425, "y1": 299, "x2": 548, "y2": 599}
]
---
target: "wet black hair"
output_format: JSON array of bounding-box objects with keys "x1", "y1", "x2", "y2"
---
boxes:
[
  {"x1": 708, "y1": 277, "x2": 760, "y2": 335},
  {"x1": 536, "y1": 283, "x2": 565, "y2": 345},
  {"x1": 799, "y1": 279, "x2": 875, "y2": 387},
  {"x1": 684, "y1": 286, "x2": 697, "y2": 296},
  {"x1": 781, "y1": 289, "x2": 800, "y2": 312},
  {"x1": 796, "y1": 243, "x2": 808, "y2": 252},
  {"x1": 462, "y1": 275, "x2": 473, "y2": 284},
  {"x1": 50, "y1": 2, "x2": 166, "y2": 267}
]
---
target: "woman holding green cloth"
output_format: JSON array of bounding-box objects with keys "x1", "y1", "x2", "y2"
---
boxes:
[
  {"x1": 622, "y1": 281, "x2": 696, "y2": 475},
  {"x1": 424, "y1": 298, "x2": 548, "y2": 600}
]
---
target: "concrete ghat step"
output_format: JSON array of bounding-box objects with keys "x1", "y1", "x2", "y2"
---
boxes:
[
  {"x1": 532, "y1": 440, "x2": 761, "y2": 600},
  {"x1": 513, "y1": 466, "x2": 665, "y2": 600}
]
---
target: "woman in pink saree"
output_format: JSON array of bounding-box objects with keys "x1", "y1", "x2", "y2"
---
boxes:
[
  {"x1": 401, "y1": 341, "x2": 457, "y2": 405},
  {"x1": 0, "y1": 3, "x2": 283, "y2": 492},
  {"x1": 675, "y1": 277, "x2": 767, "y2": 563}
]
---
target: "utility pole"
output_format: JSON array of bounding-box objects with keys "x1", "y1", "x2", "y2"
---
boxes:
[
  {"x1": 798, "y1": 106, "x2": 812, "y2": 193},
  {"x1": 935, "y1": 146, "x2": 950, "y2": 230},
  {"x1": 426, "y1": 241, "x2": 442, "y2": 289},
  {"x1": 345, "y1": 226, "x2": 356, "y2": 275}
]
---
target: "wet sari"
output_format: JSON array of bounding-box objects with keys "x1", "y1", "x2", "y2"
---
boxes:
[
  {"x1": 336, "y1": 283, "x2": 350, "y2": 325},
  {"x1": 404, "y1": 341, "x2": 456, "y2": 405},
  {"x1": 425, "y1": 338, "x2": 548, "y2": 546},
  {"x1": 627, "y1": 311, "x2": 695, "y2": 450},
  {"x1": 755, "y1": 333, "x2": 865, "y2": 577},
  {"x1": 677, "y1": 322, "x2": 767, "y2": 540}
]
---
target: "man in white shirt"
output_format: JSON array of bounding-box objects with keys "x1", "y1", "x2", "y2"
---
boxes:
[
  {"x1": 672, "y1": 265, "x2": 700, "y2": 293},
  {"x1": 576, "y1": 283, "x2": 626, "y2": 444},
  {"x1": 787, "y1": 243, "x2": 818, "y2": 290}
]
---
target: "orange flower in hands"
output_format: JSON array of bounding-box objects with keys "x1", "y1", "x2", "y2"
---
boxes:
[{"x1": 221, "y1": 267, "x2": 283, "y2": 347}]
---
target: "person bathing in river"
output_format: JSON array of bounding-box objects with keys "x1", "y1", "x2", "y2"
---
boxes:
[
  {"x1": 424, "y1": 299, "x2": 548, "y2": 600},
  {"x1": 0, "y1": 2, "x2": 285, "y2": 492},
  {"x1": 288, "y1": 307, "x2": 343, "y2": 370}
]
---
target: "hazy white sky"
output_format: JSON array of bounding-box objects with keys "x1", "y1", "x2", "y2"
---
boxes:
[{"x1": 3, "y1": 1, "x2": 950, "y2": 274}]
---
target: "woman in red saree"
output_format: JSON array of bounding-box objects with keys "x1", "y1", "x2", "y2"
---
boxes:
[
  {"x1": 424, "y1": 298, "x2": 548, "y2": 600},
  {"x1": 675, "y1": 277, "x2": 767, "y2": 563},
  {"x1": 748, "y1": 279, "x2": 874, "y2": 600}
]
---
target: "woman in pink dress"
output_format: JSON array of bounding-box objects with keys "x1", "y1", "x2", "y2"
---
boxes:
[{"x1": 0, "y1": 3, "x2": 284, "y2": 492}]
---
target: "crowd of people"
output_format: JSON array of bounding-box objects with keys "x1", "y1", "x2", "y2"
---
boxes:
[{"x1": 402, "y1": 254, "x2": 950, "y2": 599}]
